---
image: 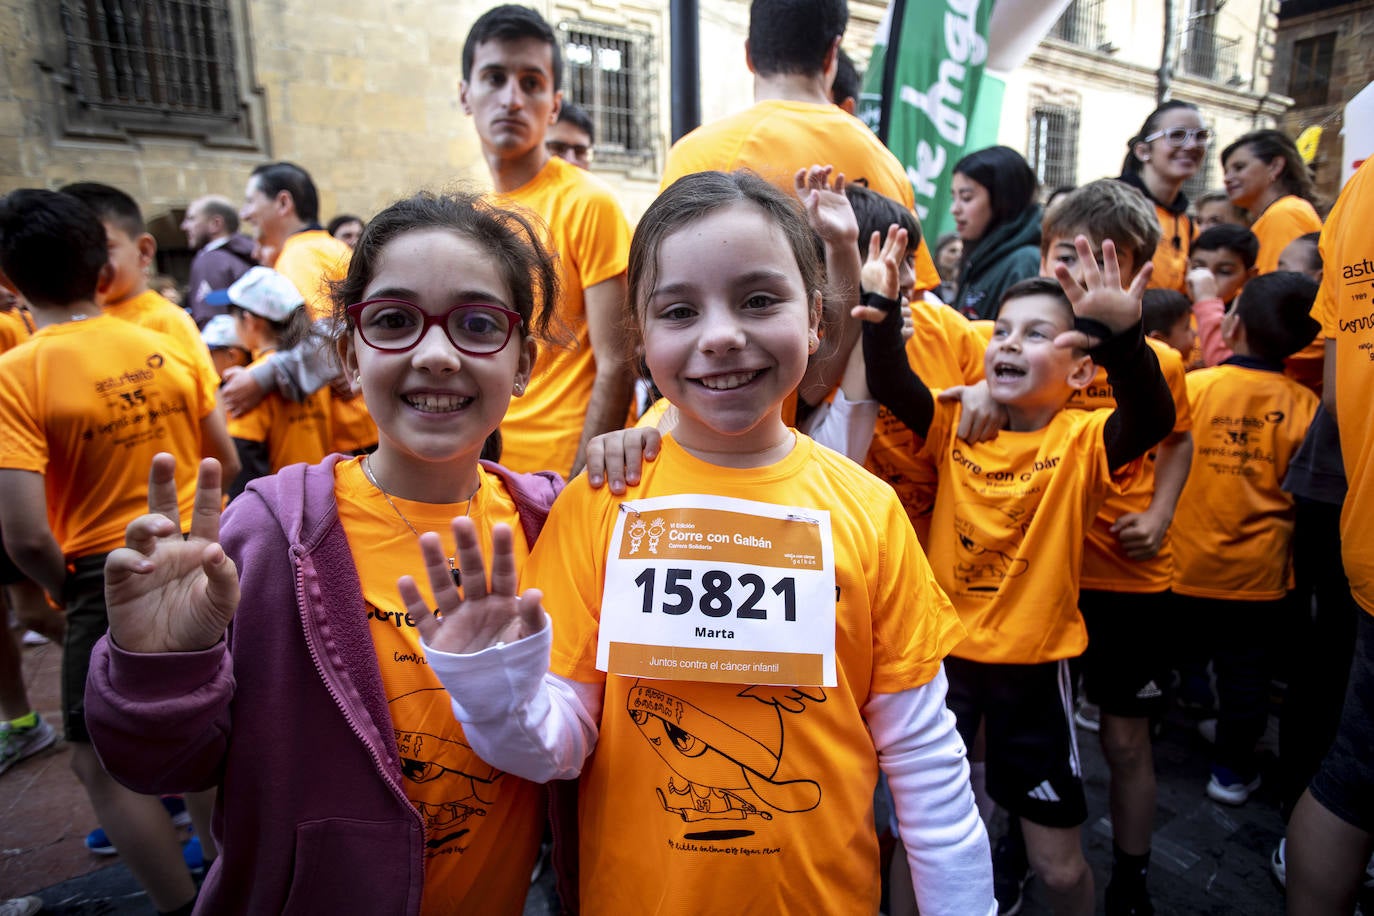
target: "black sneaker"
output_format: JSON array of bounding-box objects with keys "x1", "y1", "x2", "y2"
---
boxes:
[
  {"x1": 993, "y1": 830, "x2": 1031, "y2": 915},
  {"x1": 1106, "y1": 878, "x2": 1154, "y2": 916}
]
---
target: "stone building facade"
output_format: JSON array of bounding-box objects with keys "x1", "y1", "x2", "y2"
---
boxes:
[{"x1": 1272, "y1": 0, "x2": 1374, "y2": 199}]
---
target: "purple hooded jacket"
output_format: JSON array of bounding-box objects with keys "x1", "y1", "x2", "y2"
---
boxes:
[{"x1": 86, "y1": 455, "x2": 563, "y2": 914}]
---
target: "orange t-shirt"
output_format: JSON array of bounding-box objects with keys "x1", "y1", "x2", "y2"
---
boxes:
[
  {"x1": 920, "y1": 402, "x2": 1140, "y2": 663},
  {"x1": 661, "y1": 98, "x2": 942, "y2": 292},
  {"x1": 1147, "y1": 201, "x2": 1194, "y2": 294},
  {"x1": 0, "y1": 315, "x2": 211, "y2": 557},
  {"x1": 864, "y1": 301, "x2": 986, "y2": 526},
  {"x1": 273, "y1": 230, "x2": 351, "y2": 321},
  {"x1": 1065, "y1": 338, "x2": 1193, "y2": 593},
  {"x1": 535, "y1": 434, "x2": 963, "y2": 915},
  {"x1": 335, "y1": 457, "x2": 544, "y2": 916},
  {"x1": 1171, "y1": 363, "x2": 1318, "y2": 600},
  {"x1": 1315, "y1": 160, "x2": 1374, "y2": 616},
  {"x1": 103, "y1": 289, "x2": 219, "y2": 406},
  {"x1": 226, "y1": 353, "x2": 332, "y2": 476},
  {"x1": 1252, "y1": 194, "x2": 1322, "y2": 276},
  {"x1": 0, "y1": 308, "x2": 33, "y2": 354},
  {"x1": 494, "y1": 157, "x2": 631, "y2": 477}
]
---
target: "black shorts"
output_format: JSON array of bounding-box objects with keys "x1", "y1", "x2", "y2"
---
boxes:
[
  {"x1": 60, "y1": 553, "x2": 110, "y2": 744},
  {"x1": 1079, "y1": 589, "x2": 1169, "y2": 718},
  {"x1": 1309, "y1": 610, "x2": 1374, "y2": 832},
  {"x1": 945, "y1": 656, "x2": 1088, "y2": 828}
]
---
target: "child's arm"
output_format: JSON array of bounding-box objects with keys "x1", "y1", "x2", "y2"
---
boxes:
[
  {"x1": 1110, "y1": 430, "x2": 1192, "y2": 560},
  {"x1": 867, "y1": 671, "x2": 996, "y2": 915},
  {"x1": 219, "y1": 328, "x2": 336, "y2": 414},
  {"x1": 0, "y1": 470, "x2": 66, "y2": 601},
  {"x1": 794, "y1": 166, "x2": 863, "y2": 407},
  {"x1": 406, "y1": 519, "x2": 600, "y2": 783},
  {"x1": 1185, "y1": 267, "x2": 1232, "y2": 366},
  {"x1": 201, "y1": 403, "x2": 241, "y2": 483},
  {"x1": 1053, "y1": 237, "x2": 1175, "y2": 468},
  {"x1": 860, "y1": 295, "x2": 935, "y2": 440}
]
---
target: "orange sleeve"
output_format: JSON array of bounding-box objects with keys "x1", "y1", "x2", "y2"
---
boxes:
[{"x1": 0, "y1": 353, "x2": 46, "y2": 473}]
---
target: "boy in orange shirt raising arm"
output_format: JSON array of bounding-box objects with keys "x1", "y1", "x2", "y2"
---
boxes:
[
  {"x1": 0, "y1": 189, "x2": 221, "y2": 915},
  {"x1": 1041, "y1": 180, "x2": 1194, "y2": 916},
  {"x1": 862, "y1": 241, "x2": 1174, "y2": 916},
  {"x1": 1170, "y1": 271, "x2": 1320, "y2": 806}
]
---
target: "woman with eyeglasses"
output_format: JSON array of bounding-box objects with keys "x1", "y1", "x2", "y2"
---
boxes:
[
  {"x1": 80, "y1": 191, "x2": 632, "y2": 914},
  {"x1": 1221, "y1": 129, "x2": 1323, "y2": 275},
  {"x1": 1117, "y1": 101, "x2": 1210, "y2": 293}
]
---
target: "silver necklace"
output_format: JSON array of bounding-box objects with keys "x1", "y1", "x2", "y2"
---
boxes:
[{"x1": 362, "y1": 455, "x2": 475, "y2": 587}]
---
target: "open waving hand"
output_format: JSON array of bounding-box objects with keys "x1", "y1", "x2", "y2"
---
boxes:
[
  {"x1": 1052, "y1": 235, "x2": 1154, "y2": 351},
  {"x1": 400, "y1": 518, "x2": 546, "y2": 655},
  {"x1": 105, "y1": 454, "x2": 240, "y2": 654}
]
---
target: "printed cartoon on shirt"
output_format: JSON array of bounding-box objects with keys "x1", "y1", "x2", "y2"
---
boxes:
[
  {"x1": 953, "y1": 503, "x2": 1028, "y2": 590},
  {"x1": 627, "y1": 680, "x2": 823, "y2": 834},
  {"x1": 390, "y1": 686, "x2": 502, "y2": 854}
]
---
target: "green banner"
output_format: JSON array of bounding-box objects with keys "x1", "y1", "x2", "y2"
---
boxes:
[{"x1": 858, "y1": 0, "x2": 992, "y2": 240}]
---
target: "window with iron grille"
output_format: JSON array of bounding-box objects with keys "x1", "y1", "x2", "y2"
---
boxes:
[
  {"x1": 1028, "y1": 105, "x2": 1079, "y2": 189},
  {"x1": 558, "y1": 21, "x2": 657, "y2": 170},
  {"x1": 1289, "y1": 33, "x2": 1336, "y2": 108},
  {"x1": 52, "y1": 0, "x2": 255, "y2": 145}
]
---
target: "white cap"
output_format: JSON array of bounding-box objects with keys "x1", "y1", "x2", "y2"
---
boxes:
[
  {"x1": 201, "y1": 314, "x2": 243, "y2": 350},
  {"x1": 205, "y1": 266, "x2": 305, "y2": 323}
]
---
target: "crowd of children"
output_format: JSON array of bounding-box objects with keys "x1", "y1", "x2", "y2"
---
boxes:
[{"x1": 2, "y1": 3, "x2": 1372, "y2": 916}]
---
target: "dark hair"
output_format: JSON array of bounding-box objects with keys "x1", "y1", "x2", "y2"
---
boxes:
[
  {"x1": 250, "y1": 162, "x2": 320, "y2": 224},
  {"x1": 462, "y1": 5, "x2": 562, "y2": 91},
  {"x1": 994, "y1": 276, "x2": 1072, "y2": 323},
  {"x1": 1220, "y1": 129, "x2": 1319, "y2": 207},
  {"x1": 952, "y1": 146, "x2": 1038, "y2": 236},
  {"x1": 832, "y1": 48, "x2": 861, "y2": 106},
  {"x1": 630, "y1": 171, "x2": 826, "y2": 328},
  {"x1": 327, "y1": 214, "x2": 364, "y2": 237},
  {"x1": 1286, "y1": 231, "x2": 1323, "y2": 273},
  {"x1": 1232, "y1": 271, "x2": 1321, "y2": 362},
  {"x1": 332, "y1": 190, "x2": 558, "y2": 346},
  {"x1": 1121, "y1": 100, "x2": 1201, "y2": 177},
  {"x1": 1041, "y1": 179, "x2": 1161, "y2": 273},
  {"x1": 59, "y1": 181, "x2": 145, "y2": 237},
  {"x1": 844, "y1": 183, "x2": 921, "y2": 256},
  {"x1": 747, "y1": 0, "x2": 848, "y2": 77},
  {"x1": 1141, "y1": 289, "x2": 1191, "y2": 337},
  {"x1": 201, "y1": 197, "x2": 240, "y2": 234},
  {"x1": 935, "y1": 232, "x2": 961, "y2": 257},
  {"x1": 1193, "y1": 224, "x2": 1259, "y2": 270},
  {"x1": 0, "y1": 189, "x2": 109, "y2": 307},
  {"x1": 556, "y1": 102, "x2": 595, "y2": 144},
  {"x1": 229, "y1": 304, "x2": 313, "y2": 351}
]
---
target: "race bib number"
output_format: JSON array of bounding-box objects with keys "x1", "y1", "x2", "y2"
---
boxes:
[{"x1": 598, "y1": 494, "x2": 836, "y2": 686}]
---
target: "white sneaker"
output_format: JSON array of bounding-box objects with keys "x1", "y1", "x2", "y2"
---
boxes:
[
  {"x1": 0, "y1": 715, "x2": 57, "y2": 776},
  {"x1": 1206, "y1": 766, "x2": 1260, "y2": 805}
]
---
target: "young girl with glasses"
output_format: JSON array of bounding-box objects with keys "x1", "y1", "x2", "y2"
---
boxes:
[
  {"x1": 413, "y1": 171, "x2": 994, "y2": 914},
  {"x1": 82, "y1": 191, "x2": 610, "y2": 914},
  {"x1": 1118, "y1": 100, "x2": 1211, "y2": 294}
]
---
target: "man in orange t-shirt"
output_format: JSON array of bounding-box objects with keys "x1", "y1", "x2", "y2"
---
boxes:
[
  {"x1": 461, "y1": 6, "x2": 634, "y2": 479},
  {"x1": 1287, "y1": 159, "x2": 1374, "y2": 913},
  {"x1": 230, "y1": 162, "x2": 374, "y2": 454}
]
